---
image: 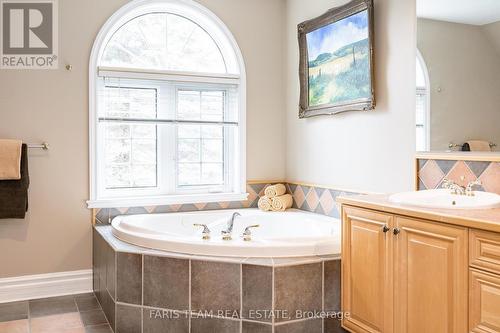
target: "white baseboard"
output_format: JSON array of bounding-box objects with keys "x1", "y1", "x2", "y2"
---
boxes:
[{"x1": 0, "y1": 269, "x2": 93, "y2": 303}]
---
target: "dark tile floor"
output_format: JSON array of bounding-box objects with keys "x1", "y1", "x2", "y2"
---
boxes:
[{"x1": 0, "y1": 293, "x2": 113, "y2": 333}]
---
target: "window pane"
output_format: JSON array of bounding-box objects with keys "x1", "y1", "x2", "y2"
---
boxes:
[
  {"x1": 416, "y1": 56, "x2": 427, "y2": 88},
  {"x1": 177, "y1": 90, "x2": 224, "y2": 121},
  {"x1": 201, "y1": 91, "x2": 224, "y2": 121},
  {"x1": 176, "y1": 89, "x2": 225, "y2": 187},
  {"x1": 178, "y1": 163, "x2": 201, "y2": 186},
  {"x1": 202, "y1": 139, "x2": 223, "y2": 162},
  {"x1": 178, "y1": 139, "x2": 200, "y2": 162},
  {"x1": 103, "y1": 86, "x2": 157, "y2": 119},
  {"x1": 101, "y1": 13, "x2": 226, "y2": 73},
  {"x1": 416, "y1": 126, "x2": 426, "y2": 151},
  {"x1": 103, "y1": 86, "x2": 158, "y2": 189},
  {"x1": 177, "y1": 90, "x2": 201, "y2": 120},
  {"x1": 105, "y1": 139, "x2": 130, "y2": 164},
  {"x1": 416, "y1": 93, "x2": 426, "y2": 125},
  {"x1": 202, "y1": 163, "x2": 223, "y2": 185}
]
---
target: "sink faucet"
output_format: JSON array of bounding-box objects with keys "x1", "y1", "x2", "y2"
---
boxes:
[
  {"x1": 442, "y1": 179, "x2": 466, "y2": 195},
  {"x1": 221, "y1": 212, "x2": 241, "y2": 240},
  {"x1": 443, "y1": 178, "x2": 482, "y2": 196},
  {"x1": 465, "y1": 180, "x2": 482, "y2": 196}
]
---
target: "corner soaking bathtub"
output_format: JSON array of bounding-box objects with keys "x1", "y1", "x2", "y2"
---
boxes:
[{"x1": 111, "y1": 208, "x2": 340, "y2": 257}]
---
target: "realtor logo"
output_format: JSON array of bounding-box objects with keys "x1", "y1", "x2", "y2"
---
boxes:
[{"x1": 1, "y1": 0, "x2": 58, "y2": 69}]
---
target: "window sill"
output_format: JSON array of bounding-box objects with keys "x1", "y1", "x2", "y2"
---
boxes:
[{"x1": 86, "y1": 192, "x2": 249, "y2": 209}]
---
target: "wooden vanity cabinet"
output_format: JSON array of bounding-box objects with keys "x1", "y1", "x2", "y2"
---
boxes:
[
  {"x1": 342, "y1": 206, "x2": 469, "y2": 333},
  {"x1": 469, "y1": 230, "x2": 500, "y2": 333},
  {"x1": 342, "y1": 207, "x2": 394, "y2": 333},
  {"x1": 394, "y1": 216, "x2": 468, "y2": 333}
]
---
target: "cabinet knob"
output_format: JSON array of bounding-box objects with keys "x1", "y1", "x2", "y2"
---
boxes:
[
  {"x1": 383, "y1": 225, "x2": 390, "y2": 233},
  {"x1": 393, "y1": 228, "x2": 401, "y2": 235}
]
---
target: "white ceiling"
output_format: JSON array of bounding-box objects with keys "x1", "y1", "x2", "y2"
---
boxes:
[{"x1": 417, "y1": 0, "x2": 500, "y2": 26}]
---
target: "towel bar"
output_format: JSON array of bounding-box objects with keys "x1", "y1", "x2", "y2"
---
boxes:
[
  {"x1": 448, "y1": 142, "x2": 496, "y2": 149},
  {"x1": 27, "y1": 142, "x2": 50, "y2": 150}
]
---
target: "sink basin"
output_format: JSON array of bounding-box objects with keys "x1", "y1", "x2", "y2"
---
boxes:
[{"x1": 389, "y1": 189, "x2": 500, "y2": 210}]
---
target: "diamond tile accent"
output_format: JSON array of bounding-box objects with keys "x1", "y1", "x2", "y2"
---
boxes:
[
  {"x1": 419, "y1": 160, "x2": 445, "y2": 189},
  {"x1": 445, "y1": 161, "x2": 477, "y2": 187},
  {"x1": 92, "y1": 182, "x2": 364, "y2": 222},
  {"x1": 305, "y1": 188, "x2": 320, "y2": 212},
  {"x1": 95, "y1": 209, "x2": 109, "y2": 224},
  {"x1": 417, "y1": 158, "x2": 498, "y2": 193},
  {"x1": 126, "y1": 207, "x2": 148, "y2": 215},
  {"x1": 218, "y1": 202, "x2": 230, "y2": 209},
  {"x1": 194, "y1": 203, "x2": 207, "y2": 210},
  {"x1": 435, "y1": 160, "x2": 457, "y2": 175},
  {"x1": 169, "y1": 204, "x2": 182, "y2": 212},
  {"x1": 465, "y1": 161, "x2": 491, "y2": 178},
  {"x1": 418, "y1": 159, "x2": 428, "y2": 170},
  {"x1": 153, "y1": 205, "x2": 171, "y2": 214},
  {"x1": 479, "y1": 162, "x2": 500, "y2": 194},
  {"x1": 319, "y1": 190, "x2": 335, "y2": 215},
  {"x1": 292, "y1": 186, "x2": 306, "y2": 209},
  {"x1": 287, "y1": 183, "x2": 297, "y2": 193}
]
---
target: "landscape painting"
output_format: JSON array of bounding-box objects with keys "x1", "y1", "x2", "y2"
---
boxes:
[
  {"x1": 298, "y1": 0, "x2": 374, "y2": 117},
  {"x1": 307, "y1": 10, "x2": 370, "y2": 106}
]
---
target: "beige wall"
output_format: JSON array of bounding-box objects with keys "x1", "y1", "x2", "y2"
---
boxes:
[
  {"x1": 0, "y1": 0, "x2": 286, "y2": 278},
  {"x1": 418, "y1": 19, "x2": 500, "y2": 151},
  {"x1": 483, "y1": 21, "x2": 500, "y2": 56},
  {"x1": 284, "y1": 0, "x2": 416, "y2": 193}
]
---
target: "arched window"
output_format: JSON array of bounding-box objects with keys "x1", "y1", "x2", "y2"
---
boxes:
[
  {"x1": 416, "y1": 50, "x2": 430, "y2": 151},
  {"x1": 88, "y1": 0, "x2": 246, "y2": 207}
]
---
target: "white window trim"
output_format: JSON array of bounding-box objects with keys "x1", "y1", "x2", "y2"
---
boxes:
[
  {"x1": 87, "y1": 0, "x2": 247, "y2": 208},
  {"x1": 416, "y1": 49, "x2": 431, "y2": 152}
]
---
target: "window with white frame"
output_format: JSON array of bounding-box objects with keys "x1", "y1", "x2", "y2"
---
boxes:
[
  {"x1": 88, "y1": 1, "x2": 246, "y2": 207},
  {"x1": 416, "y1": 52, "x2": 430, "y2": 151}
]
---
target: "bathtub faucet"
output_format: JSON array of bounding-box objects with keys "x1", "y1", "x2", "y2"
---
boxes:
[{"x1": 221, "y1": 212, "x2": 241, "y2": 240}]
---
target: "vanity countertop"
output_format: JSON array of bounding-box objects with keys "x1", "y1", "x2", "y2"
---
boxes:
[{"x1": 337, "y1": 194, "x2": 500, "y2": 233}]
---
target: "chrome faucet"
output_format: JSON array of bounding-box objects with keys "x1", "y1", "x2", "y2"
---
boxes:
[
  {"x1": 465, "y1": 180, "x2": 482, "y2": 196},
  {"x1": 443, "y1": 178, "x2": 482, "y2": 196},
  {"x1": 442, "y1": 179, "x2": 466, "y2": 195},
  {"x1": 221, "y1": 212, "x2": 241, "y2": 241},
  {"x1": 193, "y1": 224, "x2": 211, "y2": 240},
  {"x1": 242, "y1": 225, "x2": 260, "y2": 241}
]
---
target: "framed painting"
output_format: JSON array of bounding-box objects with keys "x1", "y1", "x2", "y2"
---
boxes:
[{"x1": 298, "y1": 0, "x2": 375, "y2": 118}]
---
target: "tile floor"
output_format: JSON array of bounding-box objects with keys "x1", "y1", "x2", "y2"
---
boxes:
[{"x1": 0, "y1": 293, "x2": 113, "y2": 333}]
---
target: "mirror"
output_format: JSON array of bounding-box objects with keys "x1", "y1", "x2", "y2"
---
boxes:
[{"x1": 416, "y1": 0, "x2": 500, "y2": 152}]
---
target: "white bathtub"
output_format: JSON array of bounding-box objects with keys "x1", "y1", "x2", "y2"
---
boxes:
[{"x1": 111, "y1": 208, "x2": 340, "y2": 257}]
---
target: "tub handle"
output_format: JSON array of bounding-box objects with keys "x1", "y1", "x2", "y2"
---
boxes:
[
  {"x1": 193, "y1": 224, "x2": 211, "y2": 240},
  {"x1": 242, "y1": 224, "x2": 260, "y2": 241}
]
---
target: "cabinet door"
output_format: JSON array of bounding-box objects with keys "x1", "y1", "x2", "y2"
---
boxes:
[
  {"x1": 470, "y1": 269, "x2": 500, "y2": 333},
  {"x1": 342, "y1": 206, "x2": 394, "y2": 333},
  {"x1": 394, "y1": 217, "x2": 468, "y2": 333}
]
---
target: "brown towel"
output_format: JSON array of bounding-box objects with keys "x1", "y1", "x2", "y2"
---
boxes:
[
  {"x1": 0, "y1": 144, "x2": 29, "y2": 219},
  {"x1": 0, "y1": 139, "x2": 22, "y2": 180},
  {"x1": 464, "y1": 140, "x2": 491, "y2": 152}
]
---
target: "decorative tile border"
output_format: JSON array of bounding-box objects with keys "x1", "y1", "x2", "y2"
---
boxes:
[
  {"x1": 93, "y1": 182, "x2": 361, "y2": 224},
  {"x1": 286, "y1": 183, "x2": 358, "y2": 219},
  {"x1": 417, "y1": 159, "x2": 500, "y2": 194}
]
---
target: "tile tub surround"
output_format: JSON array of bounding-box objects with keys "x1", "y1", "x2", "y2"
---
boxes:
[
  {"x1": 0, "y1": 293, "x2": 113, "y2": 333},
  {"x1": 93, "y1": 226, "x2": 346, "y2": 333},
  {"x1": 93, "y1": 182, "x2": 360, "y2": 224},
  {"x1": 417, "y1": 159, "x2": 500, "y2": 194}
]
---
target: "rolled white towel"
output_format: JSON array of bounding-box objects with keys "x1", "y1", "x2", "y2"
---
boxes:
[
  {"x1": 264, "y1": 184, "x2": 287, "y2": 198},
  {"x1": 258, "y1": 196, "x2": 273, "y2": 211},
  {"x1": 271, "y1": 194, "x2": 293, "y2": 212}
]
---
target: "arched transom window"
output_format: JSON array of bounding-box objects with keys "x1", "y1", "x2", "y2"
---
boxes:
[{"x1": 88, "y1": 0, "x2": 246, "y2": 207}]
